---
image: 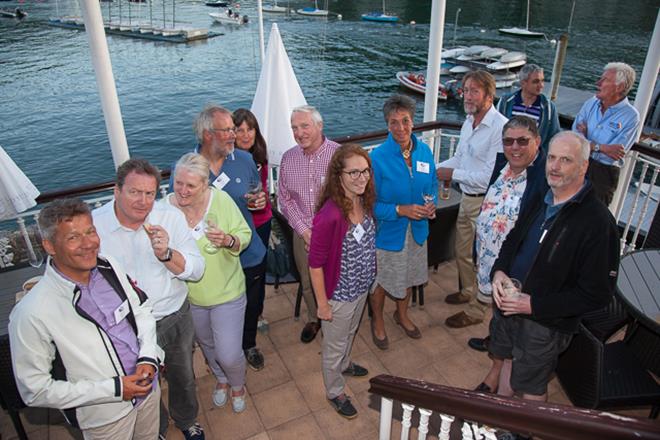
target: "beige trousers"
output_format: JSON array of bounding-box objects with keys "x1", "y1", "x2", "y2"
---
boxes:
[
  {"x1": 83, "y1": 384, "x2": 160, "y2": 440},
  {"x1": 454, "y1": 195, "x2": 484, "y2": 300},
  {"x1": 321, "y1": 293, "x2": 368, "y2": 399},
  {"x1": 293, "y1": 233, "x2": 318, "y2": 322}
]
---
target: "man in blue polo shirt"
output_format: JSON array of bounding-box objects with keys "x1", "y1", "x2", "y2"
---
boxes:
[
  {"x1": 572, "y1": 62, "x2": 640, "y2": 206},
  {"x1": 171, "y1": 105, "x2": 268, "y2": 373},
  {"x1": 496, "y1": 64, "x2": 560, "y2": 152}
]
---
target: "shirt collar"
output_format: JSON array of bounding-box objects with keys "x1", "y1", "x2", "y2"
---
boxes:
[
  {"x1": 468, "y1": 104, "x2": 498, "y2": 128},
  {"x1": 599, "y1": 96, "x2": 630, "y2": 112},
  {"x1": 300, "y1": 136, "x2": 329, "y2": 158}
]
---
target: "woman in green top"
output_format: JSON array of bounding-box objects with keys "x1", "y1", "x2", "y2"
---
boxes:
[{"x1": 167, "y1": 152, "x2": 252, "y2": 413}]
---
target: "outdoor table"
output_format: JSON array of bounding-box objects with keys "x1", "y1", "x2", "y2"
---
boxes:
[
  {"x1": 412, "y1": 187, "x2": 462, "y2": 307},
  {"x1": 616, "y1": 249, "x2": 660, "y2": 335}
]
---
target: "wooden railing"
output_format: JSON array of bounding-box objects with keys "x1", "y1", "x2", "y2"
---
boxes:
[{"x1": 369, "y1": 374, "x2": 660, "y2": 440}]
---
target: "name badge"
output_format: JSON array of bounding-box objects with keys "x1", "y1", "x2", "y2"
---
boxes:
[
  {"x1": 212, "y1": 173, "x2": 230, "y2": 190},
  {"x1": 191, "y1": 224, "x2": 204, "y2": 240},
  {"x1": 114, "y1": 300, "x2": 130, "y2": 324},
  {"x1": 416, "y1": 161, "x2": 430, "y2": 174},
  {"x1": 353, "y1": 223, "x2": 365, "y2": 243}
]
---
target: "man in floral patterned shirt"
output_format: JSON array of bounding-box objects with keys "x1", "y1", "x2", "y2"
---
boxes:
[{"x1": 446, "y1": 116, "x2": 547, "y2": 335}]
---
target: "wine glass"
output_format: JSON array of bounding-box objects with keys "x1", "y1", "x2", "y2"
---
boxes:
[
  {"x1": 28, "y1": 247, "x2": 44, "y2": 268},
  {"x1": 204, "y1": 213, "x2": 220, "y2": 254}
]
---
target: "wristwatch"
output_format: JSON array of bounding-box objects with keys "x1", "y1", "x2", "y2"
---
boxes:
[
  {"x1": 594, "y1": 143, "x2": 601, "y2": 153},
  {"x1": 226, "y1": 235, "x2": 236, "y2": 249},
  {"x1": 158, "y1": 247, "x2": 172, "y2": 262}
]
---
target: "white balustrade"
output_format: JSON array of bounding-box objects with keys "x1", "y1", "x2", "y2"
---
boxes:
[
  {"x1": 417, "y1": 408, "x2": 432, "y2": 440},
  {"x1": 438, "y1": 413, "x2": 455, "y2": 440},
  {"x1": 379, "y1": 397, "x2": 393, "y2": 440},
  {"x1": 461, "y1": 421, "x2": 475, "y2": 440},
  {"x1": 400, "y1": 403, "x2": 415, "y2": 440}
]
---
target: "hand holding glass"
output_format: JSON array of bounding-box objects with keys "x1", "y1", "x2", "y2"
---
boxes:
[
  {"x1": 422, "y1": 191, "x2": 436, "y2": 219},
  {"x1": 245, "y1": 180, "x2": 263, "y2": 211},
  {"x1": 204, "y1": 213, "x2": 220, "y2": 254},
  {"x1": 503, "y1": 278, "x2": 522, "y2": 299}
]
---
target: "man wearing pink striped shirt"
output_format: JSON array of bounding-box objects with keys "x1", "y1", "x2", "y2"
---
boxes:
[{"x1": 278, "y1": 105, "x2": 340, "y2": 343}]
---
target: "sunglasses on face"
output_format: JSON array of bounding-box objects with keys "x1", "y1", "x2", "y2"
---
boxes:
[{"x1": 502, "y1": 136, "x2": 531, "y2": 147}]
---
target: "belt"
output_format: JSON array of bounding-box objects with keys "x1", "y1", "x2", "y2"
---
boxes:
[{"x1": 463, "y1": 192, "x2": 486, "y2": 197}]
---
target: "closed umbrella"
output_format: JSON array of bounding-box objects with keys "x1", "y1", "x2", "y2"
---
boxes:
[
  {"x1": 0, "y1": 145, "x2": 40, "y2": 220},
  {"x1": 251, "y1": 23, "x2": 307, "y2": 167}
]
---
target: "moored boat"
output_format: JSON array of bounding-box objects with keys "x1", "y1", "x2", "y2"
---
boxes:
[
  {"x1": 205, "y1": 0, "x2": 229, "y2": 7},
  {"x1": 209, "y1": 10, "x2": 248, "y2": 25}
]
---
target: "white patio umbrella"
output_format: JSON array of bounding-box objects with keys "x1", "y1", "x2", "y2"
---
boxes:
[
  {"x1": 0, "y1": 145, "x2": 40, "y2": 220},
  {"x1": 251, "y1": 23, "x2": 307, "y2": 167}
]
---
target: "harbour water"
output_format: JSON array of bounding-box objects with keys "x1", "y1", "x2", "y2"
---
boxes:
[{"x1": 0, "y1": 0, "x2": 656, "y2": 193}]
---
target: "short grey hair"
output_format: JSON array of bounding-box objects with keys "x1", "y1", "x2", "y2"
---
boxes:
[
  {"x1": 174, "y1": 153, "x2": 210, "y2": 183},
  {"x1": 291, "y1": 105, "x2": 323, "y2": 125},
  {"x1": 38, "y1": 198, "x2": 91, "y2": 242},
  {"x1": 519, "y1": 64, "x2": 543, "y2": 82},
  {"x1": 549, "y1": 131, "x2": 590, "y2": 162},
  {"x1": 503, "y1": 115, "x2": 540, "y2": 138},
  {"x1": 193, "y1": 104, "x2": 233, "y2": 142},
  {"x1": 383, "y1": 94, "x2": 416, "y2": 122},
  {"x1": 604, "y1": 62, "x2": 636, "y2": 96}
]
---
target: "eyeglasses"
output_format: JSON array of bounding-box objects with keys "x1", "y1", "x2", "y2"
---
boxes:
[
  {"x1": 343, "y1": 168, "x2": 371, "y2": 180},
  {"x1": 502, "y1": 136, "x2": 531, "y2": 147},
  {"x1": 209, "y1": 127, "x2": 236, "y2": 135}
]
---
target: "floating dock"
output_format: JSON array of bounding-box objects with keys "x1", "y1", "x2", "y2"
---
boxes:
[{"x1": 48, "y1": 17, "x2": 221, "y2": 43}]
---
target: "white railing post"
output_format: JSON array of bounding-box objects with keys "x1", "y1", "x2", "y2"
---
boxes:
[
  {"x1": 379, "y1": 397, "x2": 394, "y2": 440},
  {"x1": 630, "y1": 167, "x2": 659, "y2": 251},
  {"x1": 438, "y1": 413, "x2": 455, "y2": 440},
  {"x1": 401, "y1": 403, "x2": 415, "y2": 440},
  {"x1": 621, "y1": 161, "x2": 648, "y2": 253},
  {"x1": 16, "y1": 217, "x2": 37, "y2": 264},
  {"x1": 417, "y1": 408, "x2": 432, "y2": 440},
  {"x1": 461, "y1": 421, "x2": 475, "y2": 440}
]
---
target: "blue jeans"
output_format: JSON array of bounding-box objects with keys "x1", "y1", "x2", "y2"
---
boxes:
[{"x1": 156, "y1": 300, "x2": 199, "y2": 434}]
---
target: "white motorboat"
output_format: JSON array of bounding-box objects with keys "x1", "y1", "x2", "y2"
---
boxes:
[
  {"x1": 209, "y1": 10, "x2": 248, "y2": 25},
  {"x1": 499, "y1": 0, "x2": 544, "y2": 38},
  {"x1": 262, "y1": 1, "x2": 287, "y2": 13},
  {"x1": 480, "y1": 47, "x2": 508, "y2": 59},
  {"x1": 296, "y1": 1, "x2": 328, "y2": 16},
  {"x1": 441, "y1": 46, "x2": 467, "y2": 59},
  {"x1": 487, "y1": 51, "x2": 527, "y2": 71},
  {"x1": 396, "y1": 71, "x2": 448, "y2": 100},
  {"x1": 494, "y1": 72, "x2": 518, "y2": 88},
  {"x1": 449, "y1": 65, "x2": 471, "y2": 74}
]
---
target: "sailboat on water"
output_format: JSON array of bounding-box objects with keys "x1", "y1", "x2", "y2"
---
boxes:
[
  {"x1": 498, "y1": 0, "x2": 544, "y2": 38},
  {"x1": 361, "y1": 0, "x2": 398, "y2": 23},
  {"x1": 296, "y1": 0, "x2": 328, "y2": 17},
  {"x1": 262, "y1": 0, "x2": 287, "y2": 14}
]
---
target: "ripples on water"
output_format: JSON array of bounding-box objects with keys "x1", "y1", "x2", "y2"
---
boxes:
[{"x1": 0, "y1": 0, "x2": 655, "y2": 192}]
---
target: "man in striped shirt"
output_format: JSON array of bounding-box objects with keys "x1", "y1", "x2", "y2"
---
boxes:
[
  {"x1": 496, "y1": 64, "x2": 560, "y2": 153},
  {"x1": 278, "y1": 105, "x2": 340, "y2": 343}
]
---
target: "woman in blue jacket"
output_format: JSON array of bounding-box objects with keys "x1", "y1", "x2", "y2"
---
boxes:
[{"x1": 369, "y1": 95, "x2": 438, "y2": 350}]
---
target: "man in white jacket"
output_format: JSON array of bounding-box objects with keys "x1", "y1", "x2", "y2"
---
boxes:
[{"x1": 9, "y1": 198, "x2": 162, "y2": 439}]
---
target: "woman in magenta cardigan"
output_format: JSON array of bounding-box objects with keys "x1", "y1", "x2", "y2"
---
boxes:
[{"x1": 308, "y1": 144, "x2": 377, "y2": 419}]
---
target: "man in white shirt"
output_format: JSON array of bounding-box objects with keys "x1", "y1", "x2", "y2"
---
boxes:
[
  {"x1": 93, "y1": 159, "x2": 206, "y2": 440},
  {"x1": 436, "y1": 70, "x2": 508, "y2": 314}
]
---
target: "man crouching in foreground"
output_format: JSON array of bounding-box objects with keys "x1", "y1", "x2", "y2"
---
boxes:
[{"x1": 9, "y1": 198, "x2": 162, "y2": 439}]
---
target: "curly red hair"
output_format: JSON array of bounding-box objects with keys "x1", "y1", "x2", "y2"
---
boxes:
[{"x1": 316, "y1": 144, "x2": 376, "y2": 219}]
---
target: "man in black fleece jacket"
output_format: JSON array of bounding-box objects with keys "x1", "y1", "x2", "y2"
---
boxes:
[{"x1": 488, "y1": 130, "x2": 620, "y2": 403}]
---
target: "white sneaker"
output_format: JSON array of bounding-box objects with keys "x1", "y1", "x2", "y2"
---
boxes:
[
  {"x1": 212, "y1": 386, "x2": 228, "y2": 407},
  {"x1": 231, "y1": 387, "x2": 247, "y2": 413}
]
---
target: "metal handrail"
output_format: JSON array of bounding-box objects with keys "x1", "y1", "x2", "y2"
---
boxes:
[{"x1": 34, "y1": 119, "x2": 463, "y2": 205}]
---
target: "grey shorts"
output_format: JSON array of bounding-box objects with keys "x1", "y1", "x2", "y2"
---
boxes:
[{"x1": 488, "y1": 310, "x2": 573, "y2": 396}]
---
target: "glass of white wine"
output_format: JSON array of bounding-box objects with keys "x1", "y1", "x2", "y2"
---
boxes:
[{"x1": 204, "y1": 213, "x2": 220, "y2": 254}]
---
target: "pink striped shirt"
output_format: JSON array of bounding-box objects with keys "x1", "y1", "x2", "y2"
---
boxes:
[{"x1": 278, "y1": 137, "x2": 340, "y2": 236}]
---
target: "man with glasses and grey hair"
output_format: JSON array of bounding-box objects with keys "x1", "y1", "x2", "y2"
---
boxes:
[
  {"x1": 10, "y1": 198, "x2": 162, "y2": 439},
  {"x1": 573, "y1": 62, "x2": 640, "y2": 206},
  {"x1": 496, "y1": 64, "x2": 560, "y2": 152},
  {"x1": 170, "y1": 104, "x2": 269, "y2": 373},
  {"x1": 278, "y1": 105, "x2": 340, "y2": 343},
  {"x1": 93, "y1": 159, "x2": 206, "y2": 440}
]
